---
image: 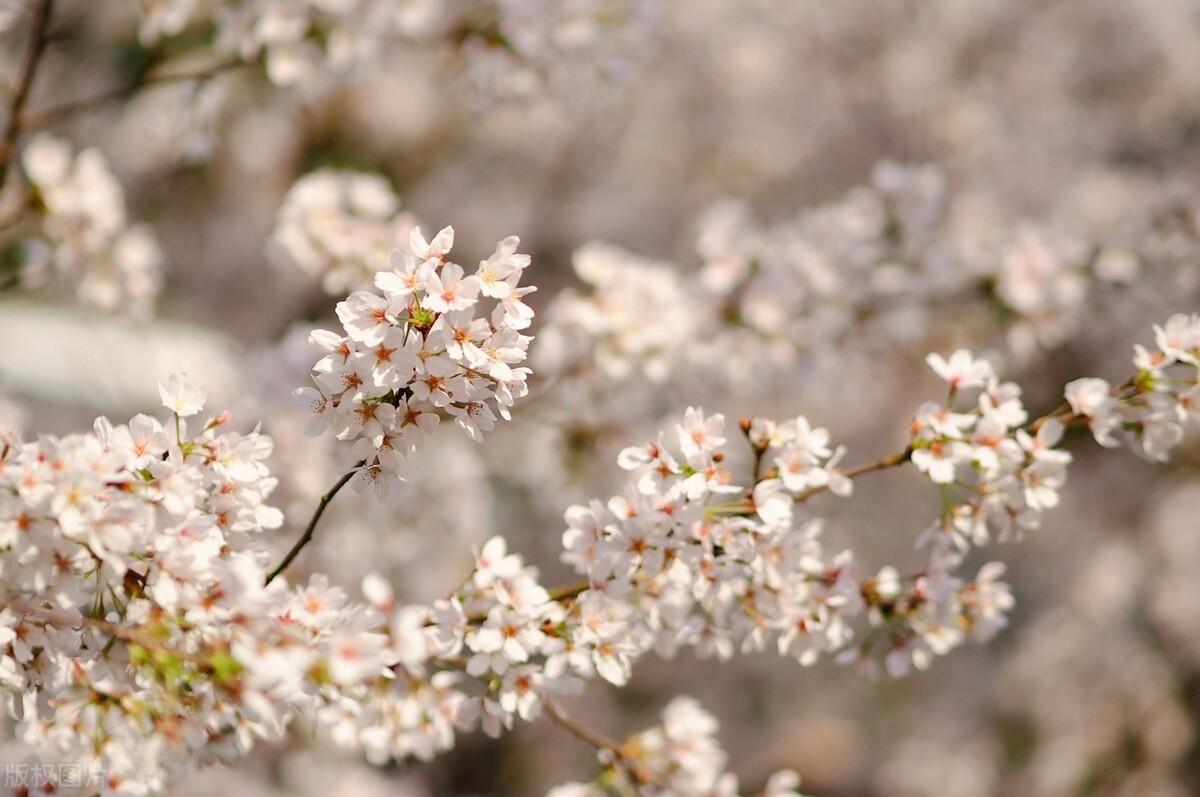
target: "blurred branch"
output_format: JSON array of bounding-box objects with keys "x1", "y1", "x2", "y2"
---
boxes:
[
  {"x1": 0, "y1": 181, "x2": 36, "y2": 234},
  {"x1": 792, "y1": 446, "x2": 913, "y2": 503},
  {"x1": 5, "y1": 599, "x2": 179, "y2": 659},
  {"x1": 544, "y1": 701, "x2": 624, "y2": 754},
  {"x1": 464, "y1": 579, "x2": 591, "y2": 623},
  {"x1": 19, "y1": 57, "x2": 245, "y2": 130},
  {"x1": 544, "y1": 702, "x2": 655, "y2": 793},
  {"x1": 0, "y1": 0, "x2": 55, "y2": 187}
]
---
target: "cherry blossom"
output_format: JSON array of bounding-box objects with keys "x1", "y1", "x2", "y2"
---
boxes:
[
  {"x1": 295, "y1": 226, "x2": 536, "y2": 491},
  {"x1": 0, "y1": 317, "x2": 1193, "y2": 794},
  {"x1": 15, "y1": 134, "x2": 163, "y2": 316}
]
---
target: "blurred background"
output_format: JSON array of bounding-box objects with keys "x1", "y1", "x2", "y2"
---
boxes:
[{"x1": 2, "y1": 1, "x2": 1200, "y2": 795}]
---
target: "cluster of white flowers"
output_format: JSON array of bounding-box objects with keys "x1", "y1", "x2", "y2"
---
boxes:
[
  {"x1": 15, "y1": 134, "x2": 163, "y2": 317},
  {"x1": 534, "y1": 241, "x2": 699, "y2": 384},
  {"x1": 310, "y1": 538, "x2": 810, "y2": 790},
  {"x1": 910, "y1": 349, "x2": 1067, "y2": 550},
  {"x1": 295, "y1": 226, "x2": 535, "y2": 494},
  {"x1": 0, "y1": 375, "x2": 332, "y2": 791},
  {"x1": 1065, "y1": 312, "x2": 1200, "y2": 462},
  {"x1": 533, "y1": 164, "x2": 1200, "y2": 419},
  {"x1": 238, "y1": 324, "x2": 497, "y2": 600},
  {"x1": 329, "y1": 401, "x2": 1023, "y2": 739},
  {"x1": 0, "y1": 314, "x2": 1193, "y2": 794},
  {"x1": 138, "y1": 0, "x2": 660, "y2": 97},
  {"x1": 532, "y1": 163, "x2": 955, "y2": 403},
  {"x1": 459, "y1": 0, "x2": 662, "y2": 100},
  {"x1": 548, "y1": 697, "x2": 808, "y2": 797},
  {"x1": 316, "y1": 538, "x2": 565, "y2": 761},
  {"x1": 992, "y1": 226, "x2": 1091, "y2": 356},
  {"x1": 142, "y1": 0, "x2": 442, "y2": 86},
  {"x1": 556, "y1": 406, "x2": 1015, "y2": 680},
  {"x1": 273, "y1": 169, "x2": 419, "y2": 295},
  {"x1": 0, "y1": 369, "x2": 546, "y2": 792}
]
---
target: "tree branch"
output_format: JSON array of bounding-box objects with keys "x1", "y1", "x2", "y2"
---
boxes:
[
  {"x1": 543, "y1": 701, "x2": 655, "y2": 792},
  {"x1": 792, "y1": 446, "x2": 913, "y2": 503},
  {"x1": 0, "y1": 0, "x2": 55, "y2": 186},
  {"x1": 792, "y1": 381, "x2": 1134, "y2": 505},
  {"x1": 5, "y1": 600, "x2": 213, "y2": 669},
  {"x1": 264, "y1": 459, "x2": 364, "y2": 586},
  {"x1": 544, "y1": 701, "x2": 624, "y2": 753},
  {"x1": 464, "y1": 579, "x2": 591, "y2": 623},
  {"x1": 19, "y1": 57, "x2": 245, "y2": 130}
]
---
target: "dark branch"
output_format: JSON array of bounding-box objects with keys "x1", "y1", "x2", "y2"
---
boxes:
[
  {"x1": 20, "y1": 57, "x2": 245, "y2": 130},
  {"x1": 264, "y1": 459, "x2": 364, "y2": 586},
  {"x1": 0, "y1": 0, "x2": 55, "y2": 186}
]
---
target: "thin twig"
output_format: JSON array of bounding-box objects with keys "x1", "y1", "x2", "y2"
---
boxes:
[
  {"x1": 264, "y1": 459, "x2": 364, "y2": 586},
  {"x1": 843, "y1": 447, "x2": 913, "y2": 478},
  {"x1": 0, "y1": 0, "x2": 55, "y2": 186},
  {"x1": 1027, "y1": 402, "x2": 1072, "y2": 434},
  {"x1": 19, "y1": 58, "x2": 245, "y2": 130},
  {"x1": 794, "y1": 376, "x2": 1145, "y2": 504},
  {"x1": 548, "y1": 580, "x2": 591, "y2": 603},
  {"x1": 543, "y1": 702, "x2": 656, "y2": 793},
  {"x1": 6, "y1": 600, "x2": 211, "y2": 668},
  {"x1": 544, "y1": 701, "x2": 624, "y2": 753},
  {"x1": 465, "y1": 579, "x2": 591, "y2": 623},
  {"x1": 739, "y1": 418, "x2": 768, "y2": 482},
  {"x1": 792, "y1": 446, "x2": 913, "y2": 503}
]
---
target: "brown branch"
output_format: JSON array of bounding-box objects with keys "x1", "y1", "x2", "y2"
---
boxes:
[
  {"x1": 1027, "y1": 377, "x2": 1137, "y2": 435},
  {"x1": 464, "y1": 579, "x2": 591, "y2": 623},
  {"x1": 19, "y1": 57, "x2": 245, "y2": 130},
  {"x1": 7, "y1": 600, "x2": 209, "y2": 668},
  {"x1": 0, "y1": 187, "x2": 36, "y2": 233},
  {"x1": 544, "y1": 701, "x2": 657, "y2": 793},
  {"x1": 264, "y1": 459, "x2": 364, "y2": 586},
  {"x1": 738, "y1": 417, "x2": 768, "y2": 482},
  {"x1": 544, "y1": 701, "x2": 625, "y2": 754},
  {"x1": 792, "y1": 446, "x2": 913, "y2": 503},
  {"x1": 0, "y1": 0, "x2": 55, "y2": 186},
  {"x1": 794, "y1": 373, "x2": 1151, "y2": 504},
  {"x1": 548, "y1": 580, "x2": 591, "y2": 603}
]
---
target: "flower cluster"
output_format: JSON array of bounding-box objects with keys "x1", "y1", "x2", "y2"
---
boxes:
[
  {"x1": 908, "y1": 349, "x2": 1068, "y2": 551},
  {"x1": 139, "y1": 0, "x2": 660, "y2": 97},
  {"x1": 0, "y1": 371, "x2": 566, "y2": 792},
  {"x1": 458, "y1": 0, "x2": 662, "y2": 101},
  {"x1": 367, "y1": 400, "x2": 1026, "y2": 724},
  {"x1": 295, "y1": 226, "x2": 535, "y2": 494},
  {"x1": 319, "y1": 532, "x2": 814, "y2": 792},
  {"x1": 533, "y1": 163, "x2": 1200, "y2": 421},
  {"x1": 0, "y1": 375, "x2": 325, "y2": 791},
  {"x1": 557, "y1": 407, "x2": 1014, "y2": 680},
  {"x1": 238, "y1": 323, "x2": 499, "y2": 603},
  {"x1": 321, "y1": 539, "x2": 573, "y2": 761},
  {"x1": 1066, "y1": 312, "x2": 1200, "y2": 461},
  {"x1": 548, "y1": 697, "x2": 808, "y2": 797},
  {"x1": 992, "y1": 226, "x2": 1091, "y2": 355},
  {"x1": 0, "y1": 315, "x2": 1193, "y2": 794},
  {"x1": 273, "y1": 169, "x2": 419, "y2": 295},
  {"x1": 15, "y1": 134, "x2": 163, "y2": 317},
  {"x1": 534, "y1": 241, "x2": 699, "y2": 385}
]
